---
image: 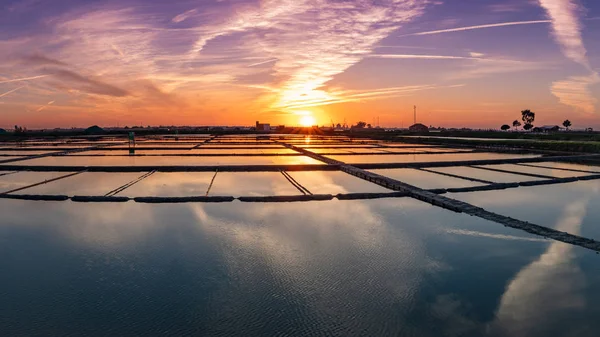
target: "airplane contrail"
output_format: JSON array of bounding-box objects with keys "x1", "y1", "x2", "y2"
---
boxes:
[
  {"x1": 248, "y1": 59, "x2": 278, "y2": 67},
  {"x1": 0, "y1": 85, "x2": 26, "y2": 98},
  {"x1": 0, "y1": 74, "x2": 50, "y2": 84},
  {"x1": 370, "y1": 54, "x2": 482, "y2": 60},
  {"x1": 400, "y1": 20, "x2": 551, "y2": 37},
  {"x1": 36, "y1": 100, "x2": 55, "y2": 112}
]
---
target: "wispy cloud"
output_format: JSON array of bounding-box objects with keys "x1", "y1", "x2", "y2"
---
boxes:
[
  {"x1": 488, "y1": 3, "x2": 530, "y2": 13},
  {"x1": 375, "y1": 45, "x2": 438, "y2": 50},
  {"x1": 279, "y1": 84, "x2": 464, "y2": 110},
  {"x1": 539, "y1": 0, "x2": 589, "y2": 68},
  {"x1": 52, "y1": 69, "x2": 129, "y2": 97},
  {"x1": 369, "y1": 53, "x2": 550, "y2": 80},
  {"x1": 189, "y1": 0, "x2": 429, "y2": 110},
  {"x1": 445, "y1": 228, "x2": 548, "y2": 242},
  {"x1": 550, "y1": 73, "x2": 599, "y2": 114},
  {"x1": 539, "y1": 0, "x2": 598, "y2": 113},
  {"x1": 446, "y1": 58, "x2": 551, "y2": 80},
  {"x1": 489, "y1": 195, "x2": 596, "y2": 336},
  {"x1": 20, "y1": 54, "x2": 67, "y2": 67},
  {"x1": 3, "y1": 0, "x2": 598, "y2": 127},
  {"x1": 172, "y1": 9, "x2": 197, "y2": 23},
  {"x1": 400, "y1": 20, "x2": 551, "y2": 37}
]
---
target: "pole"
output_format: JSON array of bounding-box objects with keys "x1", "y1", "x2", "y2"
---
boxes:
[{"x1": 414, "y1": 105, "x2": 416, "y2": 125}]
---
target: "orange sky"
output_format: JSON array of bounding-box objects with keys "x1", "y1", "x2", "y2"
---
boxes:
[{"x1": 1, "y1": 0, "x2": 599, "y2": 129}]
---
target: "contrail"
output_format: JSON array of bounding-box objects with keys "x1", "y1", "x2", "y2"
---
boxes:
[
  {"x1": 247, "y1": 59, "x2": 278, "y2": 67},
  {"x1": 370, "y1": 54, "x2": 482, "y2": 60},
  {"x1": 0, "y1": 74, "x2": 50, "y2": 84},
  {"x1": 0, "y1": 85, "x2": 25, "y2": 98},
  {"x1": 36, "y1": 100, "x2": 55, "y2": 112},
  {"x1": 400, "y1": 20, "x2": 551, "y2": 37}
]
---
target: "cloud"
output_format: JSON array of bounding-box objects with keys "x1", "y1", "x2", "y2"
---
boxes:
[
  {"x1": 538, "y1": 0, "x2": 598, "y2": 113},
  {"x1": 189, "y1": 0, "x2": 429, "y2": 110},
  {"x1": 444, "y1": 228, "x2": 549, "y2": 242},
  {"x1": 539, "y1": 0, "x2": 588, "y2": 68},
  {"x1": 52, "y1": 69, "x2": 129, "y2": 97},
  {"x1": 172, "y1": 9, "x2": 197, "y2": 23},
  {"x1": 488, "y1": 194, "x2": 597, "y2": 336},
  {"x1": 400, "y1": 20, "x2": 551, "y2": 37},
  {"x1": 446, "y1": 58, "x2": 551, "y2": 80},
  {"x1": 488, "y1": 3, "x2": 529, "y2": 13},
  {"x1": 550, "y1": 73, "x2": 599, "y2": 114},
  {"x1": 0, "y1": 2, "x2": 434, "y2": 123},
  {"x1": 375, "y1": 45, "x2": 438, "y2": 50},
  {"x1": 369, "y1": 53, "x2": 550, "y2": 80},
  {"x1": 279, "y1": 84, "x2": 464, "y2": 110},
  {"x1": 21, "y1": 54, "x2": 67, "y2": 67}
]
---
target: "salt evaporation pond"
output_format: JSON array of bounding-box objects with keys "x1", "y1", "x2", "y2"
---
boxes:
[
  {"x1": 2, "y1": 135, "x2": 600, "y2": 336},
  {"x1": 1, "y1": 198, "x2": 599, "y2": 336}
]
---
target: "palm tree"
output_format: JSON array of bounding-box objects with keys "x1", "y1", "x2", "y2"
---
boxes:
[{"x1": 562, "y1": 119, "x2": 572, "y2": 131}]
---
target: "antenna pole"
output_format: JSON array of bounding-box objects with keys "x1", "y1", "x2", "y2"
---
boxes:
[{"x1": 413, "y1": 105, "x2": 417, "y2": 125}]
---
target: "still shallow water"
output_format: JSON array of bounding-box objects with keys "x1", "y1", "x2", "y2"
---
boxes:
[{"x1": 1, "y1": 197, "x2": 599, "y2": 336}]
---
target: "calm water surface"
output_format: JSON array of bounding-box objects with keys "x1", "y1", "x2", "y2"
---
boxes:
[{"x1": 1, "y1": 196, "x2": 599, "y2": 336}]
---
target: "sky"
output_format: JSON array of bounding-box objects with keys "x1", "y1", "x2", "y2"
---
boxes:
[{"x1": 0, "y1": 0, "x2": 599, "y2": 129}]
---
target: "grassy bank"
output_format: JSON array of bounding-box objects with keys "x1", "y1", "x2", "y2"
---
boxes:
[{"x1": 392, "y1": 135, "x2": 600, "y2": 153}]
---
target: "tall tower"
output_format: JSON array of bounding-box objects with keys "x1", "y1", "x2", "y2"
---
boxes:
[{"x1": 413, "y1": 105, "x2": 417, "y2": 125}]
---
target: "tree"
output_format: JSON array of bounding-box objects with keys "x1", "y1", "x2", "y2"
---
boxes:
[
  {"x1": 501, "y1": 124, "x2": 510, "y2": 131},
  {"x1": 367, "y1": 123, "x2": 372, "y2": 129},
  {"x1": 354, "y1": 121, "x2": 367, "y2": 128},
  {"x1": 563, "y1": 119, "x2": 572, "y2": 131},
  {"x1": 512, "y1": 120, "x2": 521, "y2": 130},
  {"x1": 521, "y1": 109, "x2": 535, "y2": 130}
]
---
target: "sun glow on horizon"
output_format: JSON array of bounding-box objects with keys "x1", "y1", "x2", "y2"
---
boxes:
[{"x1": 299, "y1": 115, "x2": 316, "y2": 127}]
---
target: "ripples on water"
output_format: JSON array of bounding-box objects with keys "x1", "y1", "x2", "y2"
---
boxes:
[{"x1": 1, "y1": 192, "x2": 600, "y2": 336}]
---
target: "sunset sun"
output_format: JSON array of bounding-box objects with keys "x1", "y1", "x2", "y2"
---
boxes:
[{"x1": 299, "y1": 115, "x2": 316, "y2": 127}]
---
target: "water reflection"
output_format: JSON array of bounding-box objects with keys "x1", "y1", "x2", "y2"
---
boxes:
[
  {"x1": 1, "y1": 195, "x2": 599, "y2": 336},
  {"x1": 329, "y1": 153, "x2": 540, "y2": 164},
  {"x1": 14, "y1": 155, "x2": 323, "y2": 166},
  {"x1": 452, "y1": 180, "x2": 600, "y2": 239},
  {"x1": 116, "y1": 172, "x2": 215, "y2": 197},
  {"x1": 288, "y1": 171, "x2": 390, "y2": 194},
  {"x1": 209, "y1": 172, "x2": 300, "y2": 196},
  {"x1": 488, "y1": 196, "x2": 594, "y2": 336},
  {"x1": 370, "y1": 168, "x2": 485, "y2": 189}
]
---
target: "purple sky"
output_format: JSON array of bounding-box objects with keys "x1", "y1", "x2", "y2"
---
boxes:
[{"x1": 1, "y1": 0, "x2": 599, "y2": 129}]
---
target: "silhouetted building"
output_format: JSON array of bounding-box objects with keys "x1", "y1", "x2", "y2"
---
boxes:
[
  {"x1": 85, "y1": 125, "x2": 104, "y2": 134},
  {"x1": 255, "y1": 121, "x2": 271, "y2": 131},
  {"x1": 534, "y1": 125, "x2": 560, "y2": 133},
  {"x1": 408, "y1": 123, "x2": 429, "y2": 132}
]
